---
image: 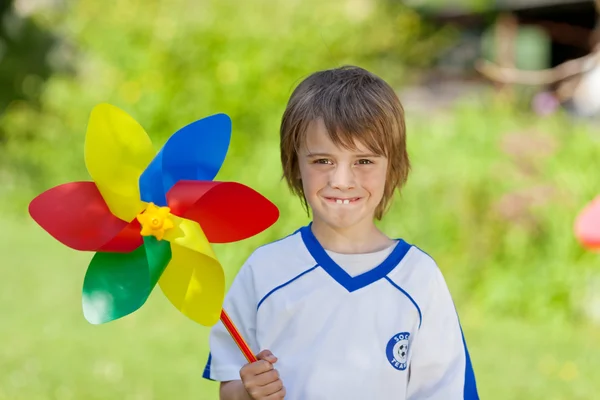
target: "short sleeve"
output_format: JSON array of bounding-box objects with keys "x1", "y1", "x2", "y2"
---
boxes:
[
  {"x1": 406, "y1": 267, "x2": 479, "y2": 400},
  {"x1": 202, "y1": 256, "x2": 259, "y2": 382}
]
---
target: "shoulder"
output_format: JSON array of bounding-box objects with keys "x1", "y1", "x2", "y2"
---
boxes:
[
  {"x1": 392, "y1": 242, "x2": 443, "y2": 282},
  {"x1": 239, "y1": 227, "x2": 315, "y2": 284},
  {"x1": 408, "y1": 245, "x2": 443, "y2": 278},
  {"x1": 387, "y1": 242, "x2": 450, "y2": 309},
  {"x1": 247, "y1": 228, "x2": 307, "y2": 266}
]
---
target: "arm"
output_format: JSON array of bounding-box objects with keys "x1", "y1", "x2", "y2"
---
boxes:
[
  {"x1": 203, "y1": 258, "x2": 259, "y2": 382},
  {"x1": 406, "y1": 268, "x2": 479, "y2": 400},
  {"x1": 220, "y1": 381, "x2": 252, "y2": 400}
]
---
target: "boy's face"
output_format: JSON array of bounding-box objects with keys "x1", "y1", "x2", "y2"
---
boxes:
[{"x1": 297, "y1": 119, "x2": 388, "y2": 232}]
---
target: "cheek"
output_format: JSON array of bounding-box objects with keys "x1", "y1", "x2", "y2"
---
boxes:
[
  {"x1": 299, "y1": 166, "x2": 325, "y2": 195},
  {"x1": 358, "y1": 167, "x2": 388, "y2": 195}
]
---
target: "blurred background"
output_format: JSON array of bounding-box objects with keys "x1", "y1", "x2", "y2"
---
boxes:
[{"x1": 1, "y1": 0, "x2": 599, "y2": 398}]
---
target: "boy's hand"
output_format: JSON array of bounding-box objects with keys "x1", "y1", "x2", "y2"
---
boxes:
[{"x1": 239, "y1": 349, "x2": 285, "y2": 399}]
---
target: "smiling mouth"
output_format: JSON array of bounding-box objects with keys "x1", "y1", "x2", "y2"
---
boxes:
[{"x1": 324, "y1": 197, "x2": 362, "y2": 205}]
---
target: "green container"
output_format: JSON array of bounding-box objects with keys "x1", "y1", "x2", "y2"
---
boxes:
[{"x1": 481, "y1": 22, "x2": 551, "y2": 70}]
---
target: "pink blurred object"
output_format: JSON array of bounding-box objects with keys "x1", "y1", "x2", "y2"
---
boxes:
[
  {"x1": 575, "y1": 195, "x2": 600, "y2": 251},
  {"x1": 532, "y1": 91, "x2": 560, "y2": 116}
]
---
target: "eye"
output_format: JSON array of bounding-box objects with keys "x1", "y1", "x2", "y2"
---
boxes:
[
  {"x1": 357, "y1": 159, "x2": 373, "y2": 165},
  {"x1": 313, "y1": 159, "x2": 332, "y2": 165}
]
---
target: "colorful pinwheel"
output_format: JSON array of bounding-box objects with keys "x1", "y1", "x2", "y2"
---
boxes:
[
  {"x1": 575, "y1": 195, "x2": 600, "y2": 252},
  {"x1": 29, "y1": 104, "x2": 279, "y2": 337}
]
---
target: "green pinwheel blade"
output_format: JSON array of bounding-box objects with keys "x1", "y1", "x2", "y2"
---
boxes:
[{"x1": 82, "y1": 237, "x2": 171, "y2": 324}]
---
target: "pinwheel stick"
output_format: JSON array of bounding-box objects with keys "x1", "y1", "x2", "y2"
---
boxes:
[{"x1": 220, "y1": 309, "x2": 258, "y2": 363}]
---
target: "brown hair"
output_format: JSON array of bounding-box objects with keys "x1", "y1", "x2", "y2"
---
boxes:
[{"x1": 280, "y1": 65, "x2": 410, "y2": 220}]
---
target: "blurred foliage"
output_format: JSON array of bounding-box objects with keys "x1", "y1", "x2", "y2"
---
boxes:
[
  {"x1": 0, "y1": 0, "x2": 72, "y2": 141},
  {"x1": 403, "y1": 0, "x2": 494, "y2": 13},
  {"x1": 391, "y1": 99, "x2": 600, "y2": 325},
  {"x1": 0, "y1": 0, "x2": 454, "y2": 206}
]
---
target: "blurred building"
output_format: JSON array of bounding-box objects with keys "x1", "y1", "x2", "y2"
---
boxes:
[{"x1": 404, "y1": 0, "x2": 600, "y2": 118}]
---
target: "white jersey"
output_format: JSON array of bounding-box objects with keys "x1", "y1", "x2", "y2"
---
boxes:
[{"x1": 203, "y1": 224, "x2": 479, "y2": 399}]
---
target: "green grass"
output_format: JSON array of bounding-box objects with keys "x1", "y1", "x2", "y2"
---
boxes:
[
  {"x1": 463, "y1": 306, "x2": 600, "y2": 399},
  {"x1": 2, "y1": 217, "x2": 600, "y2": 400},
  {"x1": 0, "y1": 217, "x2": 218, "y2": 400}
]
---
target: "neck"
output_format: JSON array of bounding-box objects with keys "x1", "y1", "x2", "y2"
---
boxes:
[{"x1": 310, "y1": 218, "x2": 394, "y2": 254}]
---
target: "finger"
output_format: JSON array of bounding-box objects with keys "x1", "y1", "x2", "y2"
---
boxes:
[
  {"x1": 254, "y1": 369, "x2": 280, "y2": 386},
  {"x1": 240, "y1": 360, "x2": 273, "y2": 379},
  {"x1": 248, "y1": 380, "x2": 285, "y2": 399},
  {"x1": 262, "y1": 379, "x2": 285, "y2": 396},
  {"x1": 256, "y1": 349, "x2": 278, "y2": 364},
  {"x1": 264, "y1": 382, "x2": 286, "y2": 399}
]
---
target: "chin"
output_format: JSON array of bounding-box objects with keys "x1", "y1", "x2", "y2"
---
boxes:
[{"x1": 313, "y1": 212, "x2": 371, "y2": 231}]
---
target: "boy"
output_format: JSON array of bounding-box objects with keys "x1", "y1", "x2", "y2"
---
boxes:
[{"x1": 203, "y1": 66, "x2": 479, "y2": 399}]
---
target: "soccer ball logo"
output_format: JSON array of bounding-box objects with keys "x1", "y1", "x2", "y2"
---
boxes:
[
  {"x1": 386, "y1": 332, "x2": 410, "y2": 370},
  {"x1": 394, "y1": 339, "x2": 409, "y2": 363}
]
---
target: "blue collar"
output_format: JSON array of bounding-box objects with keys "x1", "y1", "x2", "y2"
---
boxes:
[{"x1": 299, "y1": 223, "x2": 412, "y2": 292}]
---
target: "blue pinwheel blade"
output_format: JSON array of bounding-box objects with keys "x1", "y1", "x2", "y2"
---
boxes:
[
  {"x1": 139, "y1": 113, "x2": 232, "y2": 206},
  {"x1": 139, "y1": 151, "x2": 166, "y2": 205}
]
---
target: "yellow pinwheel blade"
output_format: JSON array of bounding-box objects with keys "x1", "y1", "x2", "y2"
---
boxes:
[
  {"x1": 84, "y1": 103, "x2": 156, "y2": 221},
  {"x1": 163, "y1": 215, "x2": 216, "y2": 255},
  {"x1": 159, "y1": 243, "x2": 224, "y2": 326},
  {"x1": 159, "y1": 216, "x2": 224, "y2": 326}
]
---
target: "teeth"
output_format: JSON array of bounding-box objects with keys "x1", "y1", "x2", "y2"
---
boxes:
[{"x1": 334, "y1": 199, "x2": 351, "y2": 204}]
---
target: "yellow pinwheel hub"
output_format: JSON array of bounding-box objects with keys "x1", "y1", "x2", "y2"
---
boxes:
[{"x1": 137, "y1": 203, "x2": 174, "y2": 240}]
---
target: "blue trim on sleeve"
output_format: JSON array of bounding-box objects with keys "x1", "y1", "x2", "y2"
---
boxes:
[
  {"x1": 412, "y1": 244, "x2": 479, "y2": 398},
  {"x1": 202, "y1": 352, "x2": 214, "y2": 381},
  {"x1": 256, "y1": 264, "x2": 320, "y2": 311},
  {"x1": 384, "y1": 276, "x2": 423, "y2": 328},
  {"x1": 460, "y1": 326, "x2": 479, "y2": 399},
  {"x1": 299, "y1": 223, "x2": 412, "y2": 292}
]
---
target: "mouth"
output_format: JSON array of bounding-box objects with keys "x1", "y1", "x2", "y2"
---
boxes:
[{"x1": 323, "y1": 197, "x2": 362, "y2": 205}]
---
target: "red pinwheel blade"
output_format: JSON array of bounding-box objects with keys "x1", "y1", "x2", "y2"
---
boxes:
[
  {"x1": 166, "y1": 180, "x2": 279, "y2": 243},
  {"x1": 29, "y1": 181, "x2": 142, "y2": 252},
  {"x1": 575, "y1": 195, "x2": 600, "y2": 251}
]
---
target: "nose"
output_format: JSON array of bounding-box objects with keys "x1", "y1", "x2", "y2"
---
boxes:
[{"x1": 329, "y1": 164, "x2": 355, "y2": 190}]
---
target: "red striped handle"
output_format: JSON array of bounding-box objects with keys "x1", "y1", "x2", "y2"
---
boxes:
[{"x1": 220, "y1": 309, "x2": 257, "y2": 363}]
